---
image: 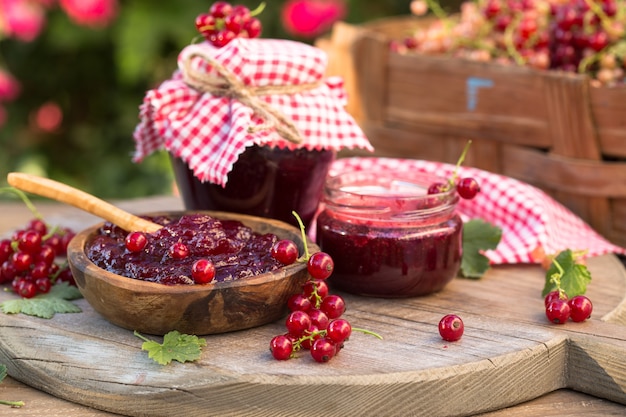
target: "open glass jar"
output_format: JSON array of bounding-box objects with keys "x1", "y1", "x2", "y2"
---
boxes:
[
  {"x1": 171, "y1": 145, "x2": 335, "y2": 229},
  {"x1": 316, "y1": 171, "x2": 463, "y2": 297}
]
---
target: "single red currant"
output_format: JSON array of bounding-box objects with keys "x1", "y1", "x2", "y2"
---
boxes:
[
  {"x1": 544, "y1": 290, "x2": 567, "y2": 308},
  {"x1": 327, "y1": 319, "x2": 352, "y2": 344},
  {"x1": 427, "y1": 182, "x2": 448, "y2": 195},
  {"x1": 285, "y1": 310, "x2": 312, "y2": 338},
  {"x1": 125, "y1": 231, "x2": 148, "y2": 252},
  {"x1": 18, "y1": 230, "x2": 43, "y2": 254},
  {"x1": 308, "y1": 308, "x2": 330, "y2": 330},
  {"x1": 568, "y1": 295, "x2": 593, "y2": 322},
  {"x1": 307, "y1": 252, "x2": 334, "y2": 280},
  {"x1": 456, "y1": 177, "x2": 480, "y2": 199},
  {"x1": 269, "y1": 335, "x2": 293, "y2": 361},
  {"x1": 287, "y1": 293, "x2": 312, "y2": 312},
  {"x1": 303, "y1": 279, "x2": 329, "y2": 304},
  {"x1": 320, "y1": 294, "x2": 346, "y2": 319},
  {"x1": 270, "y1": 239, "x2": 299, "y2": 265},
  {"x1": 209, "y1": 1, "x2": 233, "y2": 18},
  {"x1": 191, "y1": 259, "x2": 216, "y2": 284},
  {"x1": 18, "y1": 280, "x2": 38, "y2": 299},
  {"x1": 546, "y1": 299, "x2": 571, "y2": 324},
  {"x1": 169, "y1": 242, "x2": 190, "y2": 259},
  {"x1": 35, "y1": 277, "x2": 52, "y2": 294},
  {"x1": 11, "y1": 251, "x2": 33, "y2": 273},
  {"x1": 439, "y1": 314, "x2": 464, "y2": 341},
  {"x1": 310, "y1": 337, "x2": 336, "y2": 363}
]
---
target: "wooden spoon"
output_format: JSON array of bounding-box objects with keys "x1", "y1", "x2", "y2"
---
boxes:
[{"x1": 7, "y1": 172, "x2": 162, "y2": 233}]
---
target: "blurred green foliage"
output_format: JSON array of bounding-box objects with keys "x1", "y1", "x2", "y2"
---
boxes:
[{"x1": 0, "y1": 0, "x2": 458, "y2": 200}]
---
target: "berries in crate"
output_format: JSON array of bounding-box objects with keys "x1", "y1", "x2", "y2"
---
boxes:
[{"x1": 331, "y1": 0, "x2": 626, "y2": 247}]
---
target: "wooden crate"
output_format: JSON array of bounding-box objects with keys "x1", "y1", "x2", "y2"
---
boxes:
[{"x1": 322, "y1": 17, "x2": 626, "y2": 248}]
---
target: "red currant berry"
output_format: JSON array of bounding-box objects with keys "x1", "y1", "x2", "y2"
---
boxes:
[
  {"x1": 169, "y1": 242, "x2": 190, "y2": 259},
  {"x1": 546, "y1": 299, "x2": 571, "y2": 324},
  {"x1": 308, "y1": 308, "x2": 330, "y2": 330},
  {"x1": 125, "y1": 232, "x2": 148, "y2": 252},
  {"x1": 568, "y1": 295, "x2": 593, "y2": 322},
  {"x1": 12, "y1": 251, "x2": 33, "y2": 273},
  {"x1": 300, "y1": 325, "x2": 321, "y2": 349},
  {"x1": 270, "y1": 239, "x2": 299, "y2": 265},
  {"x1": 310, "y1": 337, "x2": 336, "y2": 363},
  {"x1": 18, "y1": 230, "x2": 43, "y2": 254},
  {"x1": 56, "y1": 268, "x2": 76, "y2": 286},
  {"x1": 439, "y1": 314, "x2": 464, "y2": 341},
  {"x1": 456, "y1": 177, "x2": 480, "y2": 199},
  {"x1": 0, "y1": 239, "x2": 13, "y2": 264},
  {"x1": 287, "y1": 293, "x2": 312, "y2": 312},
  {"x1": 285, "y1": 310, "x2": 311, "y2": 338},
  {"x1": 303, "y1": 279, "x2": 329, "y2": 303},
  {"x1": 35, "y1": 277, "x2": 52, "y2": 294},
  {"x1": 427, "y1": 182, "x2": 448, "y2": 195},
  {"x1": 327, "y1": 319, "x2": 352, "y2": 344},
  {"x1": 18, "y1": 279, "x2": 38, "y2": 299},
  {"x1": 209, "y1": 1, "x2": 233, "y2": 18},
  {"x1": 243, "y1": 17, "x2": 262, "y2": 38},
  {"x1": 27, "y1": 219, "x2": 48, "y2": 235},
  {"x1": 36, "y1": 244, "x2": 56, "y2": 266},
  {"x1": 320, "y1": 294, "x2": 346, "y2": 319},
  {"x1": 307, "y1": 252, "x2": 334, "y2": 280},
  {"x1": 269, "y1": 335, "x2": 293, "y2": 361},
  {"x1": 30, "y1": 261, "x2": 49, "y2": 279},
  {"x1": 191, "y1": 259, "x2": 216, "y2": 284},
  {"x1": 1, "y1": 261, "x2": 18, "y2": 283},
  {"x1": 544, "y1": 290, "x2": 567, "y2": 308}
]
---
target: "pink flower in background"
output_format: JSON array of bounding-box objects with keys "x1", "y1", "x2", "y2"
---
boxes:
[
  {"x1": 281, "y1": 0, "x2": 347, "y2": 38},
  {"x1": 0, "y1": 0, "x2": 47, "y2": 41},
  {"x1": 32, "y1": 101, "x2": 63, "y2": 132},
  {"x1": 59, "y1": 0, "x2": 118, "y2": 28},
  {"x1": 0, "y1": 69, "x2": 21, "y2": 102}
]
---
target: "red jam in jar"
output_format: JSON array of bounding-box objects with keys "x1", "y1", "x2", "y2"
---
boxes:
[
  {"x1": 316, "y1": 171, "x2": 462, "y2": 297},
  {"x1": 171, "y1": 145, "x2": 335, "y2": 230}
]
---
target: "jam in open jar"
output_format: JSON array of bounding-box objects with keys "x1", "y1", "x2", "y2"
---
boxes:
[
  {"x1": 171, "y1": 145, "x2": 335, "y2": 229},
  {"x1": 316, "y1": 171, "x2": 462, "y2": 297}
]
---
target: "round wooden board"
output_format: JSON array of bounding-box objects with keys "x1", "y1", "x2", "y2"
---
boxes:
[{"x1": 1, "y1": 253, "x2": 625, "y2": 417}]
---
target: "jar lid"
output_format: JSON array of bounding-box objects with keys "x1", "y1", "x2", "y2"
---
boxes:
[{"x1": 132, "y1": 38, "x2": 373, "y2": 187}]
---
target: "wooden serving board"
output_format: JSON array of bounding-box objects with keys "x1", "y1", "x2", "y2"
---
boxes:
[{"x1": 0, "y1": 198, "x2": 625, "y2": 416}]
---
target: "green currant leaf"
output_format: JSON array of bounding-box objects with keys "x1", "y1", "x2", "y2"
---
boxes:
[
  {"x1": 460, "y1": 219, "x2": 502, "y2": 279},
  {"x1": 542, "y1": 249, "x2": 592, "y2": 298},
  {"x1": 135, "y1": 330, "x2": 207, "y2": 366},
  {"x1": 0, "y1": 282, "x2": 82, "y2": 319}
]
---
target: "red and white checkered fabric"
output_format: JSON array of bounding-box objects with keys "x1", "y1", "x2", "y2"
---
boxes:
[
  {"x1": 132, "y1": 38, "x2": 373, "y2": 187},
  {"x1": 329, "y1": 157, "x2": 626, "y2": 264}
]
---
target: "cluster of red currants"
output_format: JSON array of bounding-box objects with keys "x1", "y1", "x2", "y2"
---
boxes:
[
  {"x1": 269, "y1": 242, "x2": 351, "y2": 363},
  {"x1": 0, "y1": 218, "x2": 76, "y2": 298},
  {"x1": 544, "y1": 291, "x2": 593, "y2": 324},
  {"x1": 396, "y1": 0, "x2": 625, "y2": 86},
  {"x1": 428, "y1": 176, "x2": 481, "y2": 200},
  {"x1": 195, "y1": 1, "x2": 263, "y2": 48}
]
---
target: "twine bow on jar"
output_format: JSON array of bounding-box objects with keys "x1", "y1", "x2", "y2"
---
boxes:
[{"x1": 181, "y1": 50, "x2": 324, "y2": 144}]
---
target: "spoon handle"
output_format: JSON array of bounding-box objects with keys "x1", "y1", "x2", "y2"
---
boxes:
[{"x1": 7, "y1": 172, "x2": 162, "y2": 233}]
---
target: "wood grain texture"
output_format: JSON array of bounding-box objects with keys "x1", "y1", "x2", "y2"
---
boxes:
[{"x1": 1, "y1": 197, "x2": 625, "y2": 417}]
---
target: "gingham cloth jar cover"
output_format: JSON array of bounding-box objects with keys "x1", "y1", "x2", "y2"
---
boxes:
[{"x1": 132, "y1": 37, "x2": 373, "y2": 188}]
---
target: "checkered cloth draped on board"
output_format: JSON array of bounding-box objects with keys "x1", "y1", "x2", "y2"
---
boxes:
[
  {"x1": 132, "y1": 38, "x2": 372, "y2": 187},
  {"x1": 330, "y1": 158, "x2": 626, "y2": 264}
]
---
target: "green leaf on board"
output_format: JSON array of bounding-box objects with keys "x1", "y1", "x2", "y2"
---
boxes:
[
  {"x1": 135, "y1": 330, "x2": 207, "y2": 366},
  {"x1": 460, "y1": 219, "x2": 502, "y2": 279}
]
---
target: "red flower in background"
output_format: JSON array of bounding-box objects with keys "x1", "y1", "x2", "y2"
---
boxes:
[
  {"x1": 0, "y1": 69, "x2": 21, "y2": 102},
  {"x1": 281, "y1": 0, "x2": 346, "y2": 38},
  {"x1": 0, "y1": 0, "x2": 47, "y2": 41},
  {"x1": 59, "y1": 0, "x2": 118, "y2": 28}
]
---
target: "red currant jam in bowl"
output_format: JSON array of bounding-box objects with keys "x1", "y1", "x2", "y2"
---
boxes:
[
  {"x1": 316, "y1": 171, "x2": 463, "y2": 298},
  {"x1": 171, "y1": 145, "x2": 335, "y2": 230}
]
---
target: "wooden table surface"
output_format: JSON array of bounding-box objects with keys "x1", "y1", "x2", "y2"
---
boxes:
[{"x1": 0, "y1": 196, "x2": 625, "y2": 417}]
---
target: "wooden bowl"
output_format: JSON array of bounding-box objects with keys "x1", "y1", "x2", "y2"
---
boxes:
[{"x1": 67, "y1": 211, "x2": 316, "y2": 336}]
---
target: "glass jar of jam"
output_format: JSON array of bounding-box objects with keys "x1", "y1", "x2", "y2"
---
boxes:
[
  {"x1": 316, "y1": 171, "x2": 462, "y2": 297},
  {"x1": 171, "y1": 145, "x2": 335, "y2": 230}
]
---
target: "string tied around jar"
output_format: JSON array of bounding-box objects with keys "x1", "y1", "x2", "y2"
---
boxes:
[{"x1": 181, "y1": 50, "x2": 324, "y2": 144}]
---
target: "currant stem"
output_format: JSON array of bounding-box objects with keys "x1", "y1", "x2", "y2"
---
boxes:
[
  {"x1": 250, "y1": 1, "x2": 266, "y2": 16},
  {"x1": 291, "y1": 211, "x2": 310, "y2": 261},
  {"x1": 352, "y1": 327, "x2": 383, "y2": 340},
  {"x1": 133, "y1": 330, "x2": 152, "y2": 343},
  {"x1": 0, "y1": 400, "x2": 25, "y2": 408},
  {"x1": 0, "y1": 187, "x2": 45, "y2": 221},
  {"x1": 450, "y1": 140, "x2": 473, "y2": 185}
]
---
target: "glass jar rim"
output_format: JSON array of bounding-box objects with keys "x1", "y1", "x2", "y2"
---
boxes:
[{"x1": 323, "y1": 170, "x2": 459, "y2": 223}]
